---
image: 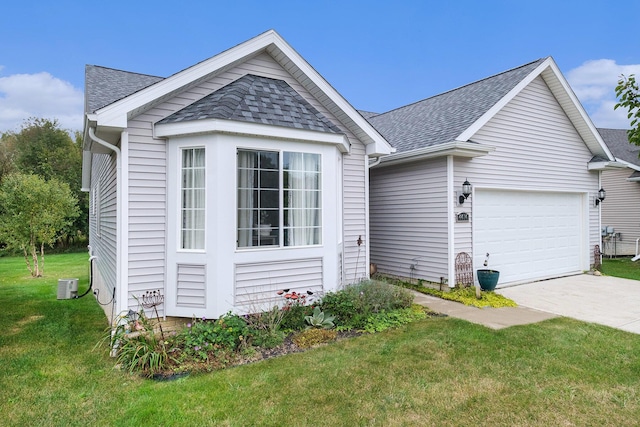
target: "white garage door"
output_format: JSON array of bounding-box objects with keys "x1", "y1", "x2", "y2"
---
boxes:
[{"x1": 474, "y1": 190, "x2": 584, "y2": 285}]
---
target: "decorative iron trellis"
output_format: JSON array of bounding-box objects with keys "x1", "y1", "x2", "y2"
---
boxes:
[{"x1": 455, "y1": 252, "x2": 473, "y2": 288}]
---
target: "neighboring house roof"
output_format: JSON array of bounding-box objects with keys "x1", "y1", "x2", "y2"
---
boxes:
[
  {"x1": 358, "y1": 110, "x2": 380, "y2": 120},
  {"x1": 597, "y1": 128, "x2": 639, "y2": 166},
  {"x1": 159, "y1": 74, "x2": 342, "y2": 134},
  {"x1": 368, "y1": 58, "x2": 546, "y2": 153},
  {"x1": 367, "y1": 56, "x2": 614, "y2": 163},
  {"x1": 85, "y1": 65, "x2": 163, "y2": 113}
]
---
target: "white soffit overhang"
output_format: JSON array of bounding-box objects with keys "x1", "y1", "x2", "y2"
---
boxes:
[
  {"x1": 155, "y1": 119, "x2": 351, "y2": 153},
  {"x1": 456, "y1": 57, "x2": 615, "y2": 162},
  {"x1": 587, "y1": 160, "x2": 627, "y2": 171},
  {"x1": 373, "y1": 140, "x2": 495, "y2": 168},
  {"x1": 91, "y1": 30, "x2": 393, "y2": 158}
]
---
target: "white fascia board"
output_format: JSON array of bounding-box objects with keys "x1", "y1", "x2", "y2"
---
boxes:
[
  {"x1": 456, "y1": 57, "x2": 615, "y2": 162},
  {"x1": 267, "y1": 33, "x2": 393, "y2": 156},
  {"x1": 613, "y1": 158, "x2": 640, "y2": 171},
  {"x1": 92, "y1": 30, "x2": 392, "y2": 156},
  {"x1": 456, "y1": 60, "x2": 551, "y2": 142},
  {"x1": 541, "y1": 60, "x2": 615, "y2": 161},
  {"x1": 373, "y1": 141, "x2": 494, "y2": 168},
  {"x1": 93, "y1": 31, "x2": 280, "y2": 128},
  {"x1": 154, "y1": 119, "x2": 350, "y2": 152}
]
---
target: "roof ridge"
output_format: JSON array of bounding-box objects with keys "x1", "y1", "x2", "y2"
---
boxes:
[
  {"x1": 86, "y1": 64, "x2": 164, "y2": 80},
  {"x1": 374, "y1": 57, "x2": 548, "y2": 117}
]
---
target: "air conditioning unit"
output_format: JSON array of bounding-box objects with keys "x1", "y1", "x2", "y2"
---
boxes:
[{"x1": 57, "y1": 278, "x2": 79, "y2": 300}]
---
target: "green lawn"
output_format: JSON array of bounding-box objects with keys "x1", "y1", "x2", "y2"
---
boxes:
[
  {"x1": 2, "y1": 253, "x2": 640, "y2": 426},
  {"x1": 602, "y1": 257, "x2": 640, "y2": 281}
]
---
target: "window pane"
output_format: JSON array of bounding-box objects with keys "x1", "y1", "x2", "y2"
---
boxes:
[
  {"x1": 284, "y1": 152, "x2": 321, "y2": 246},
  {"x1": 181, "y1": 148, "x2": 205, "y2": 250},
  {"x1": 237, "y1": 149, "x2": 280, "y2": 248}
]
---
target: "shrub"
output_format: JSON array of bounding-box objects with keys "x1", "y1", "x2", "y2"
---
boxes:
[
  {"x1": 281, "y1": 301, "x2": 314, "y2": 332},
  {"x1": 292, "y1": 328, "x2": 338, "y2": 348},
  {"x1": 321, "y1": 280, "x2": 414, "y2": 329},
  {"x1": 108, "y1": 311, "x2": 173, "y2": 376},
  {"x1": 363, "y1": 305, "x2": 427, "y2": 333},
  {"x1": 176, "y1": 312, "x2": 249, "y2": 361}
]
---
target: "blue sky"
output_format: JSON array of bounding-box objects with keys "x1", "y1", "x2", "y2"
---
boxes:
[{"x1": 1, "y1": 0, "x2": 639, "y2": 133}]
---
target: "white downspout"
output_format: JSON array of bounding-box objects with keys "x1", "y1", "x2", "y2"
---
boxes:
[
  {"x1": 447, "y1": 155, "x2": 455, "y2": 288},
  {"x1": 88, "y1": 127, "x2": 125, "y2": 323}
]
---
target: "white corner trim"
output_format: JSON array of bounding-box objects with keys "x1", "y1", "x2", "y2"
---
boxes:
[{"x1": 154, "y1": 119, "x2": 350, "y2": 152}]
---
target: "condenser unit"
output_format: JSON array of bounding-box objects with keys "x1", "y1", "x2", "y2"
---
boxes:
[{"x1": 57, "y1": 278, "x2": 79, "y2": 300}]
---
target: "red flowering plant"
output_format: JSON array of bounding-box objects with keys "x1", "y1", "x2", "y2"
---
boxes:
[{"x1": 278, "y1": 289, "x2": 317, "y2": 332}]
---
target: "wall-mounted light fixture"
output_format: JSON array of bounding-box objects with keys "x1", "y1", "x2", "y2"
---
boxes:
[
  {"x1": 459, "y1": 179, "x2": 472, "y2": 205},
  {"x1": 595, "y1": 188, "x2": 606, "y2": 206}
]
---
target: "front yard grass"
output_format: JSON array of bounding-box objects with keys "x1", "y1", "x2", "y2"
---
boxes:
[
  {"x1": 2, "y1": 253, "x2": 640, "y2": 426},
  {"x1": 602, "y1": 257, "x2": 640, "y2": 281}
]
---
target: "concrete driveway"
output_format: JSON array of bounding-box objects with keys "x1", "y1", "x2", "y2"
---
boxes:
[{"x1": 498, "y1": 274, "x2": 640, "y2": 334}]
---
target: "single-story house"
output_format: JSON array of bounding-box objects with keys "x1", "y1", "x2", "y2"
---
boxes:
[
  {"x1": 367, "y1": 57, "x2": 616, "y2": 288},
  {"x1": 82, "y1": 30, "x2": 392, "y2": 322},
  {"x1": 598, "y1": 128, "x2": 640, "y2": 256}
]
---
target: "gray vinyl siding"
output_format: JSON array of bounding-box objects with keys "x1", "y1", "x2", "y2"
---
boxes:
[
  {"x1": 370, "y1": 157, "x2": 449, "y2": 282},
  {"x1": 457, "y1": 75, "x2": 600, "y2": 265},
  {"x1": 601, "y1": 168, "x2": 640, "y2": 255},
  {"x1": 234, "y1": 258, "x2": 323, "y2": 309},
  {"x1": 124, "y1": 52, "x2": 368, "y2": 313},
  {"x1": 89, "y1": 152, "x2": 118, "y2": 319}
]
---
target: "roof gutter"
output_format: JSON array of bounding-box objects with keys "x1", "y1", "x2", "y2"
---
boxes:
[
  {"x1": 87, "y1": 127, "x2": 127, "y2": 323},
  {"x1": 372, "y1": 140, "x2": 495, "y2": 168}
]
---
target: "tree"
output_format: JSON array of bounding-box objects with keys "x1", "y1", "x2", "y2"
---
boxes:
[
  {"x1": 6, "y1": 118, "x2": 88, "y2": 244},
  {"x1": 0, "y1": 173, "x2": 79, "y2": 277},
  {"x1": 615, "y1": 74, "x2": 640, "y2": 147},
  {"x1": 0, "y1": 132, "x2": 17, "y2": 183}
]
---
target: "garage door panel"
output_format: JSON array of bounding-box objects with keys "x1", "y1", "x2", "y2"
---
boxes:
[{"x1": 474, "y1": 190, "x2": 584, "y2": 285}]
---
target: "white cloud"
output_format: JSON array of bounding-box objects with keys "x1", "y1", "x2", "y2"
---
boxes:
[
  {"x1": 566, "y1": 59, "x2": 640, "y2": 129},
  {"x1": 0, "y1": 71, "x2": 83, "y2": 133}
]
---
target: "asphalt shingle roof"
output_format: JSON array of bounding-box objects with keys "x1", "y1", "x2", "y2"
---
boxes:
[
  {"x1": 85, "y1": 65, "x2": 164, "y2": 113},
  {"x1": 159, "y1": 74, "x2": 342, "y2": 134},
  {"x1": 597, "y1": 128, "x2": 639, "y2": 166},
  {"x1": 367, "y1": 58, "x2": 546, "y2": 153}
]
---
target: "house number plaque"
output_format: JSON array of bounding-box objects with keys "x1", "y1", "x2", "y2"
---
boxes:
[{"x1": 456, "y1": 212, "x2": 470, "y2": 222}]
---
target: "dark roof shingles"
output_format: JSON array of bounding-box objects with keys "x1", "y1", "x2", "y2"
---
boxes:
[
  {"x1": 159, "y1": 74, "x2": 342, "y2": 134},
  {"x1": 367, "y1": 58, "x2": 546, "y2": 153},
  {"x1": 597, "y1": 128, "x2": 638, "y2": 166},
  {"x1": 85, "y1": 65, "x2": 164, "y2": 113}
]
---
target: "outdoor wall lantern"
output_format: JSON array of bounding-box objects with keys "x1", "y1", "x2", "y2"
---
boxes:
[
  {"x1": 459, "y1": 179, "x2": 472, "y2": 205},
  {"x1": 595, "y1": 188, "x2": 606, "y2": 206}
]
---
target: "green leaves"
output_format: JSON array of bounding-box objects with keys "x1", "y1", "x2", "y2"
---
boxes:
[
  {"x1": 614, "y1": 74, "x2": 640, "y2": 148},
  {"x1": 305, "y1": 306, "x2": 336, "y2": 329},
  {"x1": 0, "y1": 173, "x2": 79, "y2": 275}
]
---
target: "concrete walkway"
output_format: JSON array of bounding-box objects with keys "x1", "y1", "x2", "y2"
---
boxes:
[
  {"x1": 411, "y1": 290, "x2": 558, "y2": 330},
  {"x1": 499, "y1": 274, "x2": 640, "y2": 334}
]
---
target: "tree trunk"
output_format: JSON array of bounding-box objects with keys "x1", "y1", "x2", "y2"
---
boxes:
[
  {"x1": 31, "y1": 244, "x2": 41, "y2": 277},
  {"x1": 22, "y1": 246, "x2": 34, "y2": 277}
]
